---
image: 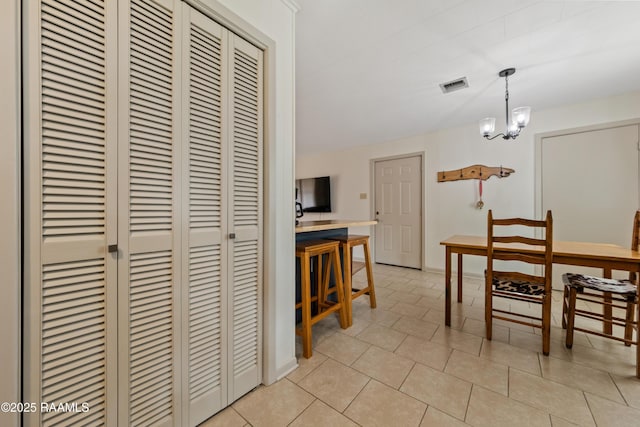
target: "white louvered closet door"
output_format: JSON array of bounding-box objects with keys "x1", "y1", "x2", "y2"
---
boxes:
[
  {"x1": 118, "y1": 0, "x2": 182, "y2": 426},
  {"x1": 227, "y1": 34, "x2": 263, "y2": 402},
  {"x1": 181, "y1": 5, "x2": 228, "y2": 426},
  {"x1": 25, "y1": 0, "x2": 262, "y2": 424},
  {"x1": 23, "y1": 0, "x2": 118, "y2": 426}
]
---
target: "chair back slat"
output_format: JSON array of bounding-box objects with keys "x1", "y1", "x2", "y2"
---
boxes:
[
  {"x1": 493, "y1": 236, "x2": 547, "y2": 247},
  {"x1": 492, "y1": 252, "x2": 547, "y2": 265},
  {"x1": 492, "y1": 218, "x2": 548, "y2": 227}
]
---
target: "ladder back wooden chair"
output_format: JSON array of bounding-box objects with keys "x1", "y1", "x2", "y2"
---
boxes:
[
  {"x1": 486, "y1": 210, "x2": 553, "y2": 355},
  {"x1": 562, "y1": 210, "x2": 640, "y2": 353}
]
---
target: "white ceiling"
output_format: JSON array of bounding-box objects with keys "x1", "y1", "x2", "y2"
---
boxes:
[{"x1": 295, "y1": 0, "x2": 640, "y2": 155}]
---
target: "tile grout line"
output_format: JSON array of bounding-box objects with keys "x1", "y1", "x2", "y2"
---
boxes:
[
  {"x1": 582, "y1": 390, "x2": 598, "y2": 427},
  {"x1": 227, "y1": 265, "x2": 640, "y2": 426}
]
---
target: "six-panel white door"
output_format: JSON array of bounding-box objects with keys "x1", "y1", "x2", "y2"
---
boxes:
[{"x1": 374, "y1": 156, "x2": 422, "y2": 269}]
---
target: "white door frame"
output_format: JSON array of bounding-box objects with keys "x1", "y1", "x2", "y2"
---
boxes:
[
  {"x1": 370, "y1": 152, "x2": 426, "y2": 270},
  {"x1": 0, "y1": 1, "x2": 21, "y2": 425}
]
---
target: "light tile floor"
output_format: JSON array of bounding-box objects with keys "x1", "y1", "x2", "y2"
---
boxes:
[{"x1": 201, "y1": 264, "x2": 640, "y2": 426}]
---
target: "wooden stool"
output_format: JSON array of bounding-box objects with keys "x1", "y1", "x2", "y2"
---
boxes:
[
  {"x1": 296, "y1": 239, "x2": 348, "y2": 358},
  {"x1": 329, "y1": 235, "x2": 377, "y2": 326}
]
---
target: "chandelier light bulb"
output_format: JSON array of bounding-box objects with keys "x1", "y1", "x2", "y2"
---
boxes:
[
  {"x1": 512, "y1": 106, "x2": 531, "y2": 128},
  {"x1": 479, "y1": 117, "x2": 496, "y2": 137}
]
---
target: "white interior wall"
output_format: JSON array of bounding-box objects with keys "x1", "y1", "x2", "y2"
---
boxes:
[{"x1": 296, "y1": 91, "x2": 640, "y2": 276}]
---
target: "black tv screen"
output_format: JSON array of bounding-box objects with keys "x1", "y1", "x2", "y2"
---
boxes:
[{"x1": 295, "y1": 176, "x2": 332, "y2": 212}]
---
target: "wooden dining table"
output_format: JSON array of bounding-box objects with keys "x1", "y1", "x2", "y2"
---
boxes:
[{"x1": 441, "y1": 234, "x2": 640, "y2": 376}]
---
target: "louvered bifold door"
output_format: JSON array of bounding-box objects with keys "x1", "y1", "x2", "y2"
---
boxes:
[
  {"x1": 23, "y1": 0, "x2": 118, "y2": 425},
  {"x1": 227, "y1": 34, "x2": 263, "y2": 402},
  {"x1": 180, "y1": 5, "x2": 228, "y2": 426},
  {"x1": 118, "y1": 0, "x2": 182, "y2": 426}
]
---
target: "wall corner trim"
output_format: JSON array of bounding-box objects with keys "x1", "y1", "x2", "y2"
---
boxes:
[
  {"x1": 280, "y1": 0, "x2": 301, "y2": 13},
  {"x1": 270, "y1": 357, "x2": 298, "y2": 384}
]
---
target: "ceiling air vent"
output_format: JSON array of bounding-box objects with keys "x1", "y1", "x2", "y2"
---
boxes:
[{"x1": 439, "y1": 77, "x2": 469, "y2": 94}]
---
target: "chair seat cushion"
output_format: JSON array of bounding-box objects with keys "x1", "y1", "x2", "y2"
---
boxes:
[
  {"x1": 562, "y1": 273, "x2": 637, "y2": 296},
  {"x1": 493, "y1": 277, "x2": 545, "y2": 296}
]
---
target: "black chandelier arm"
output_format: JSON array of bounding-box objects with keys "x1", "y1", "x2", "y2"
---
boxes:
[
  {"x1": 483, "y1": 131, "x2": 521, "y2": 140},
  {"x1": 483, "y1": 133, "x2": 507, "y2": 140}
]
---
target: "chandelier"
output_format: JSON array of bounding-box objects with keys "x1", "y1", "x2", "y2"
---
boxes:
[{"x1": 479, "y1": 68, "x2": 531, "y2": 140}]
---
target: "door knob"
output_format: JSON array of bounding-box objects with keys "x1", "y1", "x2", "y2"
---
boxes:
[
  {"x1": 229, "y1": 233, "x2": 236, "y2": 239},
  {"x1": 108, "y1": 244, "x2": 118, "y2": 253}
]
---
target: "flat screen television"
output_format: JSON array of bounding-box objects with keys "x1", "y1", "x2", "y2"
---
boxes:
[{"x1": 295, "y1": 176, "x2": 332, "y2": 212}]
